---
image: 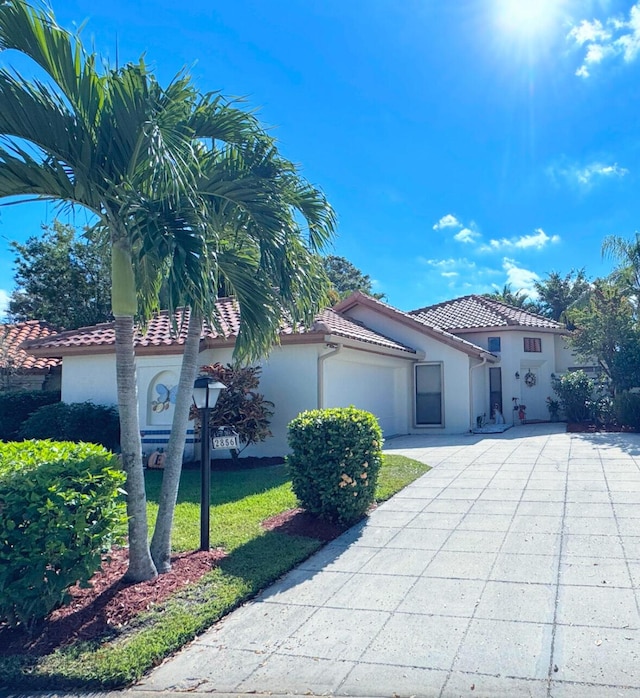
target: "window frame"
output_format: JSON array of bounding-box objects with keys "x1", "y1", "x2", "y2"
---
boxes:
[
  {"x1": 523, "y1": 337, "x2": 542, "y2": 353},
  {"x1": 488, "y1": 336, "x2": 501, "y2": 353},
  {"x1": 414, "y1": 362, "x2": 445, "y2": 428}
]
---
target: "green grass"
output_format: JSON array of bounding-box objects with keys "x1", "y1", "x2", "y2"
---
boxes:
[
  {"x1": 0, "y1": 453, "x2": 430, "y2": 690},
  {"x1": 376, "y1": 453, "x2": 432, "y2": 501}
]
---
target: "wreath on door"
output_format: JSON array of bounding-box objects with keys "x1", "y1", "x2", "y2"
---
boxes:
[{"x1": 524, "y1": 371, "x2": 537, "y2": 387}]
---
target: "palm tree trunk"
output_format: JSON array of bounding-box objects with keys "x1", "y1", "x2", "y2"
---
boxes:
[
  {"x1": 150, "y1": 308, "x2": 203, "y2": 572},
  {"x1": 114, "y1": 314, "x2": 158, "y2": 582}
]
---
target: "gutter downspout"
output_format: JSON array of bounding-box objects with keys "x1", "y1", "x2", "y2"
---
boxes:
[
  {"x1": 469, "y1": 355, "x2": 488, "y2": 431},
  {"x1": 317, "y1": 342, "x2": 343, "y2": 408}
]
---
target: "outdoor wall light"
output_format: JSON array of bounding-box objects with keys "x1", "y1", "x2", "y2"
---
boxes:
[
  {"x1": 193, "y1": 376, "x2": 226, "y2": 550},
  {"x1": 515, "y1": 371, "x2": 520, "y2": 379}
]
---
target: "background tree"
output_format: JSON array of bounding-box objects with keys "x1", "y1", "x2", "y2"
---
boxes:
[
  {"x1": 568, "y1": 280, "x2": 640, "y2": 392},
  {"x1": 533, "y1": 269, "x2": 591, "y2": 326},
  {"x1": 602, "y1": 233, "x2": 640, "y2": 311},
  {"x1": 483, "y1": 284, "x2": 535, "y2": 310},
  {"x1": 322, "y1": 255, "x2": 384, "y2": 302},
  {"x1": 9, "y1": 220, "x2": 112, "y2": 329}
]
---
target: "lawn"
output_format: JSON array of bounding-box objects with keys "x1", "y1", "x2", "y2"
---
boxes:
[{"x1": 0, "y1": 453, "x2": 430, "y2": 690}]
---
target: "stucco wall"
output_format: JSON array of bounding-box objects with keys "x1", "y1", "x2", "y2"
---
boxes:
[
  {"x1": 342, "y1": 306, "x2": 474, "y2": 433},
  {"x1": 208, "y1": 343, "x2": 319, "y2": 457},
  {"x1": 554, "y1": 334, "x2": 599, "y2": 374},
  {"x1": 322, "y1": 348, "x2": 410, "y2": 437},
  {"x1": 62, "y1": 354, "x2": 118, "y2": 406},
  {"x1": 458, "y1": 329, "x2": 559, "y2": 421}
]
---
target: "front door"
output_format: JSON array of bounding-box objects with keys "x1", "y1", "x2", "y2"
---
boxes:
[{"x1": 520, "y1": 366, "x2": 545, "y2": 420}]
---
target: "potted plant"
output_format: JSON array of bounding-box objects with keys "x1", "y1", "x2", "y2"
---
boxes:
[{"x1": 546, "y1": 396, "x2": 560, "y2": 421}]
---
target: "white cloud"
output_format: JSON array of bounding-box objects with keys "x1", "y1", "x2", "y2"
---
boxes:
[
  {"x1": 502, "y1": 258, "x2": 540, "y2": 297},
  {"x1": 549, "y1": 160, "x2": 629, "y2": 187},
  {"x1": 441, "y1": 271, "x2": 459, "y2": 278},
  {"x1": 568, "y1": 19, "x2": 611, "y2": 46},
  {"x1": 0, "y1": 290, "x2": 9, "y2": 320},
  {"x1": 480, "y1": 228, "x2": 560, "y2": 253},
  {"x1": 453, "y1": 227, "x2": 480, "y2": 244},
  {"x1": 420, "y1": 257, "x2": 476, "y2": 271},
  {"x1": 577, "y1": 162, "x2": 629, "y2": 184},
  {"x1": 432, "y1": 214, "x2": 462, "y2": 231},
  {"x1": 569, "y1": 3, "x2": 640, "y2": 77}
]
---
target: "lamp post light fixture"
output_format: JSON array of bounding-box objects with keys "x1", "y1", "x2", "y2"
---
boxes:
[{"x1": 192, "y1": 376, "x2": 226, "y2": 551}]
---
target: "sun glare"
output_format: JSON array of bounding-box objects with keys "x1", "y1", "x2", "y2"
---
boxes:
[{"x1": 496, "y1": 0, "x2": 560, "y2": 38}]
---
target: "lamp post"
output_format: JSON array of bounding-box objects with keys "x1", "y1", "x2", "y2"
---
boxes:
[{"x1": 192, "y1": 376, "x2": 225, "y2": 551}]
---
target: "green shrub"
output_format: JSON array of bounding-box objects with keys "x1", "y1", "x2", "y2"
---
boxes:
[
  {"x1": 614, "y1": 392, "x2": 640, "y2": 430},
  {"x1": 287, "y1": 407, "x2": 383, "y2": 525},
  {"x1": 0, "y1": 390, "x2": 60, "y2": 441},
  {"x1": 20, "y1": 401, "x2": 120, "y2": 451},
  {"x1": 552, "y1": 371, "x2": 595, "y2": 422},
  {"x1": 0, "y1": 440, "x2": 126, "y2": 629}
]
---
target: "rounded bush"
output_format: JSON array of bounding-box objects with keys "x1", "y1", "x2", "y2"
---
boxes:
[
  {"x1": 552, "y1": 371, "x2": 594, "y2": 422},
  {"x1": 0, "y1": 440, "x2": 126, "y2": 629},
  {"x1": 20, "y1": 401, "x2": 120, "y2": 451},
  {"x1": 287, "y1": 407, "x2": 383, "y2": 525}
]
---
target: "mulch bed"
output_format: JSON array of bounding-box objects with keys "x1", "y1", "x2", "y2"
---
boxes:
[
  {"x1": 0, "y1": 547, "x2": 226, "y2": 658},
  {"x1": 0, "y1": 507, "x2": 343, "y2": 659}
]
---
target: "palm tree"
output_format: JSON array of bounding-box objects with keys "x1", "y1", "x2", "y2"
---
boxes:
[
  {"x1": 148, "y1": 140, "x2": 335, "y2": 572},
  {"x1": 533, "y1": 269, "x2": 591, "y2": 326},
  {"x1": 0, "y1": 1, "x2": 265, "y2": 581},
  {"x1": 602, "y1": 233, "x2": 640, "y2": 313},
  {"x1": 484, "y1": 284, "x2": 533, "y2": 309}
]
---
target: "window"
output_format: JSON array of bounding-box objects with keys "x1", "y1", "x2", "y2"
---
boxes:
[
  {"x1": 524, "y1": 337, "x2": 542, "y2": 353},
  {"x1": 415, "y1": 363, "x2": 443, "y2": 426},
  {"x1": 488, "y1": 336, "x2": 501, "y2": 353},
  {"x1": 489, "y1": 367, "x2": 502, "y2": 416}
]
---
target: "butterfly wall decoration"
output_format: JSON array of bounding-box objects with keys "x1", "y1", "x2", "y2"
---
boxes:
[{"x1": 152, "y1": 383, "x2": 178, "y2": 412}]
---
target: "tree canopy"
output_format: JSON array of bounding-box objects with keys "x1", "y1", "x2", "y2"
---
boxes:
[
  {"x1": 483, "y1": 284, "x2": 534, "y2": 310},
  {"x1": 9, "y1": 220, "x2": 112, "y2": 329},
  {"x1": 322, "y1": 255, "x2": 384, "y2": 302},
  {"x1": 533, "y1": 269, "x2": 591, "y2": 325}
]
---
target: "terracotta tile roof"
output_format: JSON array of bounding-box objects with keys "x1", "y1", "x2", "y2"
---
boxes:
[
  {"x1": 24, "y1": 298, "x2": 417, "y2": 356},
  {"x1": 23, "y1": 300, "x2": 238, "y2": 353},
  {"x1": 313, "y1": 308, "x2": 415, "y2": 353},
  {"x1": 409, "y1": 295, "x2": 564, "y2": 331},
  {"x1": 1, "y1": 321, "x2": 62, "y2": 372},
  {"x1": 333, "y1": 292, "x2": 499, "y2": 361}
]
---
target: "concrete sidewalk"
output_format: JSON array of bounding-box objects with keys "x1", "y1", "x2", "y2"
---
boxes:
[{"x1": 132, "y1": 424, "x2": 640, "y2": 697}]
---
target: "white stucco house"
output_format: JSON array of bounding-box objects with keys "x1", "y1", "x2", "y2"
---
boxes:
[{"x1": 24, "y1": 293, "x2": 596, "y2": 457}]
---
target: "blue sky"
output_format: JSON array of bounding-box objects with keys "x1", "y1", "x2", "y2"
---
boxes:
[{"x1": 1, "y1": 0, "x2": 640, "y2": 316}]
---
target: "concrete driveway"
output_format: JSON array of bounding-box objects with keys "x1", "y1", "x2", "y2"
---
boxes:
[{"x1": 134, "y1": 423, "x2": 640, "y2": 698}]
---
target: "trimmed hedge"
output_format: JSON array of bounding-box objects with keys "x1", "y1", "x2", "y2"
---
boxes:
[
  {"x1": 0, "y1": 440, "x2": 126, "y2": 629},
  {"x1": 287, "y1": 407, "x2": 383, "y2": 525},
  {"x1": 20, "y1": 401, "x2": 120, "y2": 451},
  {"x1": 0, "y1": 390, "x2": 60, "y2": 441},
  {"x1": 614, "y1": 392, "x2": 640, "y2": 430}
]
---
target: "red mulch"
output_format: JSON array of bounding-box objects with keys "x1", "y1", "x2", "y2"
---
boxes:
[
  {"x1": 261, "y1": 507, "x2": 350, "y2": 541},
  {"x1": 0, "y1": 508, "x2": 345, "y2": 659},
  {"x1": 0, "y1": 547, "x2": 226, "y2": 658}
]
